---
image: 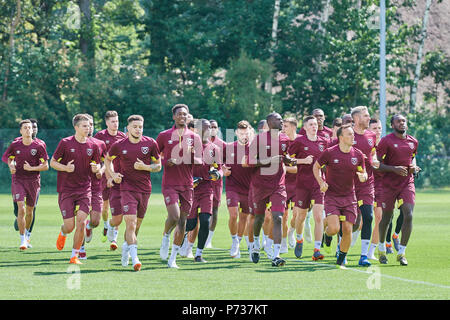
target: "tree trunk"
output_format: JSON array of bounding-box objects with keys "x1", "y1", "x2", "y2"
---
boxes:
[
  {"x1": 410, "y1": 0, "x2": 433, "y2": 113},
  {"x1": 2, "y1": 0, "x2": 22, "y2": 101},
  {"x1": 78, "y1": 0, "x2": 95, "y2": 76}
]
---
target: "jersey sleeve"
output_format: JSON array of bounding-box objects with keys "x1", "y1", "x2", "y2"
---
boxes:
[
  {"x1": 37, "y1": 144, "x2": 49, "y2": 163},
  {"x1": 316, "y1": 148, "x2": 329, "y2": 168},
  {"x1": 2, "y1": 143, "x2": 15, "y2": 163},
  {"x1": 288, "y1": 139, "x2": 300, "y2": 158},
  {"x1": 52, "y1": 140, "x2": 66, "y2": 163},
  {"x1": 376, "y1": 136, "x2": 389, "y2": 163},
  {"x1": 150, "y1": 139, "x2": 161, "y2": 162},
  {"x1": 108, "y1": 141, "x2": 121, "y2": 160}
]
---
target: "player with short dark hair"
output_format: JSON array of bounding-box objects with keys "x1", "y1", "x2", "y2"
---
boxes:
[
  {"x1": 313, "y1": 124, "x2": 367, "y2": 268},
  {"x1": 376, "y1": 114, "x2": 419, "y2": 266},
  {"x1": 105, "y1": 114, "x2": 161, "y2": 271},
  {"x1": 2, "y1": 119, "x2": 49, "y2": 250},
  {"x1": 289, "y1": 115, "x2": 328, "y2": 261},
  {"x1": 157, "y1": 104, "x2": 203, "y2": 268},
  {"x1": 299, "y1": 108, "x2": 333, "y2": 141},
  {"x1": 51, "y1": 114, "x2": 101, "y2": 265}
]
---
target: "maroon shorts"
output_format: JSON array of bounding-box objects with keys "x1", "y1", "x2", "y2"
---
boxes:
[
  {"x1": 295, "y1": 186, "x2": 324, "y2": 210},
  {"x1": 109, "y1": 187, "x2": 122, "y2": 216},
  {"x1": 187, "y1": 191, "x2": 214, "y2": 219},
  {"x1": 374, "y1": 181, "x2": 383, "y2": 208},
  {"x1": 226, "y1": 190, "x2": 250, "y2": 214},
  {"x1": 121, "y1": 190, "x2": 151, "y2": 219},
  {"x1": 355, "y1": 183, "x2": 375, "y2": 207},
  {"x1": 286, "y1": 185, "x2": 297, "y2": 209},
  {"x1": 212, "y1": 181, "x2": 223, "y2": 207},
  {"x1": 91, "y1": 188, "x2": 103, "y2": 213},
  {"x1": 58, "y1": 191, "x2": 91, "y2": 220},
  {"x1": 102, "y1": 186, "x2": 112, "y2": 202},
  {"x1": 12, "y1": 179, "x2": 40, "y2": 207},
  {"x1": 381, "y1": 183, "x2": 415, "y2": 211},
  {"x1": 248, "y1": 186, "x2": 255, "y2": 216},
  {"x1": 251, "y1": 185, "x2": 287, "y2": 215},
  {"x1": 162, "y1": 185, "x2": 194, "y2": 214},
  {"x1": 324, "y1": 195, "x2": 358, "y2": 225}
]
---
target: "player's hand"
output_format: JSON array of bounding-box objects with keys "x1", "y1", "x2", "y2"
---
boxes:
[
  {"x1": 23, "y1": 161, "x2": 33, "y2": 171},
  {"x1": 319, "y1": 180, "x2": 328, "y2": 193},
  {"x1": 409, "y1": 165, "x2": 421, "y2": 175},
  {"x1": 393, "y1": 166, "x2": 408, "y2": 176},
  {"x1": 96, "y1": 171, "x2": 103, "y2": 179},
  {"x1": 167, "y1": 158, "x2": 177, "y2": 167},
  {"x1": 66, "y1": 160, "x2": 75, "y2": 173},
  {"x1": 356, "y1": 171, "x2": 367, "y2": 183},
  {"x1": 302, "y1": 155, "x2": 314, "y2": 165},
  {"x1": 9, "y1": 161, "x2": 16, "y2": 174},
  {"x1": 113, "y1": 172, "x2": 123, "y2": 184},
  {"x1": 282, "y1": 155, "x2": 297, "y2": 166},
  {"x1": 134, "y1": 158, "x2": 147, "y2": 171},
  {"x1": 90, "y1": 162, "x2": 100, "y2": 173},
  {"x1": 107, "y1": 177, "x2": 114, "y2": 188},
  {"x1": 223, "y1": 165, "x2": 231, "y2": 177},
  {"x1": 372, "y1": 158, "x2": 380, "y2": 169}
]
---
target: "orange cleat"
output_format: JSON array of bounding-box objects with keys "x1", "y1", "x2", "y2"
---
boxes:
[
  {"x1": 19, "y1": 244, "x2": 27, "y2": 251},
  {"x1": 133, "y1": 261, "x2": 142, "y2": 271},
  {"x1": 110, "y1": 241, "x2": 118, "y2": 251},
  {"x1": 69, "y1": 256, "x2": 83, "y2": 265},
  {"x1": 56, "y1": 232, "x2": 67, "y2": 251}
]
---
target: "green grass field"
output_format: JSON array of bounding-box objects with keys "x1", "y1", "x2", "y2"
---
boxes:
[{"x1": 1, "y1": 190, "x2": 449, "y2": 300}]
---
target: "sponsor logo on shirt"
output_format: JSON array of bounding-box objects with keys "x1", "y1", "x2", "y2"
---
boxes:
[
  {"x1": 304, "y1": 147, "x2": 309, "y2": 151},
  {"x1": 122, "y1": 150, "x2": 127, "y2": 154},
  {"x1": 393, "y1": 144, "x2": 398, "y2": 148},
  {"x1": 333, "y1": 159, "x2": 339, "y2": 163},
  {"x1": 70, "y1": 148, "x2": 75, "y2": 153},
  {"x1": 106, "y1": 140, "x2": 110, "y2": 144},
  {"x1": 168, "y1": 140, "x2": 173, "y2": 144},
  {"x1": 16, "y1": 150, "x2": 20, "y2": 154},
  {"x1": 281, "y1": 144, "x2": 287, "y2": 152}
]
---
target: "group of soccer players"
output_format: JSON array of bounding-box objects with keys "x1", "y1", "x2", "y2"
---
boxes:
[{"x1": 2, "y1": 104, "x2": 420, "y2": 271}]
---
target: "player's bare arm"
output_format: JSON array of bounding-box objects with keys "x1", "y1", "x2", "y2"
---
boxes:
[
  {"x1": 50, "y1": 158, "x2": 74, "y2": 173},
  {"x1": 313, "y1": 161, "x2": 328, "y2": 192}
]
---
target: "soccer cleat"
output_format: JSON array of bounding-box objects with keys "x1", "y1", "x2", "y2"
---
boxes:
[
  {"x1": 85, "y1": 220, "x2": 93, "y2": 243},
  {"x1": 133, "y1": 260, "x2": 142, "y2": 271},
  {"x1": 69, "y1": 256, "x2": 82, "y2": 265},
  {"x1": 110, "y1": 241, "x2": 118, "y2": 251},
  {"x1": 56, "y1": 232, "x2": 67, "y2": 251},
  {"x1": 358, "y1": 255, "x2": 371, "y2": 267},
  {"x1": 106, "y1": 224, "x2": 115, "y2": 242},
  {"x1": 271, "y1": 257, "x2": 286, "y2": 267},
  {"x1": 194, "y1": 256, "x2": 207, "y2": 263},
  {"x1": 160, "y1": 236, "x2": 170, "y2": 261},
  {"x1": 79, "y1": 251, "x2": 87, "y2": 260},
  {"x1": 367, "y1": 252, "x2": 377, "y2": 260},
  {"x1": 251, "y1": 247, "x2": 260, "y2": 264},
  {"x1": 167, "y1": 260, "x2": 179, "y2": 269},
  {"x1": 397, "y1": 254, "x2": 408, "y2": 266},
  {"x1": 232, "y1": 250, "x2": 241, "y2": 259},
  {"x1": 19, "y1": 243, "x2": 27, "y2": 251},
  {"x1": 294, "y1": 239, "x2": 303, "y2": 258},
  {"x1": 377, "y1": 250, "x2": 388, "y2": 264},
  {"x1": 230, "y1": 240, "x2": 240, "y2": 257},
  {"x1": 312, "y1": 249, "x2": 324, "y2": 261},
  {"x1": 392, "y1": 234, "x2": 400, "y2": 252},
  {"x1": 386, "y1": 243, "x2": 393, "y2": 254}
]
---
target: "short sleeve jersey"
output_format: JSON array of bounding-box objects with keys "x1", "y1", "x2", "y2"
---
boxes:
[
  {"x1": 376, "y1": 133, "x2": 418, "y2": 190},
  {"x1": 108, "y1": 136, "x2": 160, "y2": 194}
]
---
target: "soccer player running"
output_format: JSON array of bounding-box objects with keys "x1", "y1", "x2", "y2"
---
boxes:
[
  {"x1": 349, "y1": 106, "x2": 380, "y2": 267},
  {"x1": 51, "y1": 114, "x2": 101, "y2": 265},
  {"x1": 2, "y1": 119, "x2": 49, "y2": 250},
  {"x1": 376, "y1": 114, "x2": 420, "y2": 266},
  {"x1": 184, "y1": 119, "x2": 222, "y2": 262},
  {"x1": 157, "y1": 104, "x2": 203, "y2": 268},
  {"x1": 223, "y1": 120, "x2": 255, "y2": 259},
  {"x1": 93, "y1": 111, "x2": 127, "y2": 247},
  {"x1": 281, "y1": 117, "x2": 299, "y2": 252},
  {"x1": 204, "y1": 119, "x2": 225, "y2": 249},
  {"x1": 105, "y1": 115, "x2": 161, "y2": 271},
  {"x1": 288, "y1": 116, "x2": 328, "y2": 261},
  {"x1": 313, "y1": 124, "x2": 368, "y2": 268},
  {"x1": 246, "y1": 112, "x2": 295, "y2": 267}
]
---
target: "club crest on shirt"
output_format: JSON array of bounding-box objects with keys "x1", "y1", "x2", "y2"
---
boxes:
[
  {"x1": 122, "y1": 150, "x2": 127, "y2": 154},
  {"x1": 393, "y1": 144, "x2": 398, "y2": 148},
  {"x1": 318, "y1": 144, "x2": 324, "y2": 152},
  {"x1": 368, "y1": 138, "x2": 374, "y2": 147},
  {"x1": 86, "y1": 148, "x2": 93, "y2": 156},
  {"x1": 281, "y1": 144, "x2": 287, "y2": 152},
  {"x1": 351, "y1": 157, "x2": 358, "y2": 165},
  {"x1": 186, "y1": 138, "x2": 193, "y2": 146},
  {"x1": 141, "y1": 146, "x2": 149, "y2": 155},
  {"x1": 30, "y1": 149, "x2": 37, "y2": 156},
  {"x1": 168, "y1": 140, "x2": 173, "y2": 144},
  {"x1": 324, "y1": 133, "x2": 330, "y2": 139},
  {"x1": 16, "y1": 150, "x2": 20, "y2": 154},
  {"x1": 297, "y1": 200, "x2": 303, "y2": 207},
  {"x1": 408, "y1": 142, "x2": 414, "y2": 149}
]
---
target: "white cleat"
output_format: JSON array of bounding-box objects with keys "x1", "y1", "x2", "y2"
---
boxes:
[
  {"x1": 167, "y1": 259, "x2": 179, "y2": 269},
  {"x1": 230, "y1": 240, "x2": 240, "y2": 257},
  {"x1": 106, "y1": 224, "x2": 115, "y2": 242},
  {"x1": 280, "y1": 242, "x2": 289, "y2": 254},
  {"x1": 160, "y1": 236, "x2": 170, "y2": 261},
  {"x1": 179, "y1": 236, "x2": 188, "y2": 257}
]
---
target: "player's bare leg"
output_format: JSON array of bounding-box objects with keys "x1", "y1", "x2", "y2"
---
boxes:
[
  {"x1": 312, "y1": 204, "x2": 325, "y2": 260},
  {"x1": 271, "y1": 211, "x2": 286, "y2": 266},
  {"x1": 161, "y1": 203, "x2": 180, "y2": 261},
  {"x1": 281, "y1": 209, "x2": 289, "y2": 253},
  {"x1": 368, "y1": 205, "x2": 382, "y2": 259},
  {"x1": 167, "y1": 210, "x2": 188, "y2": 268},
  {"x1": 101, "y1": 200, "x2": 110, "y2": 242},
  {"x1": 123, "y1": 214, "x2": 141, "y2": 271}
]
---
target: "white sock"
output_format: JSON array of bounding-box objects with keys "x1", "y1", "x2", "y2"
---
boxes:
[
  {"x1": 253, "y1": 236, "x2": 260, "y2": 249},
  {"x1": 244, "y1": 236, "x2": 249, "y2": 247},
  {"x1": 195, "y1": 247, "x2": 203, "y2": 257},
  {"x1": 20, "y1": 234, "x2": 26, "y2": 244},
  {"x1": 361, "y1": 239, "x2": 370, "y2": 256},
  {"x1": 231, "y1": 234, "x2": 237, "y2": 241},
  {"x1": 128, "y1": 244, "x2": 138, "y2": 263},
  {"x1": 113, "y1": 228, "x2": 119, "y2": 241},
  {"x1": 104, "y1": 221, "x2": 108, "y2": 228},
  {"x1": 398, "y1": 245, "x2": 406, "y2": 255},
  {"x1": 281, "y1": 237, "x2": 287, "y2": 246},
  {"x1": 378, "y1": 242, "x2": 386, "y2": 252},
  {"x1": 207, "y1": 230, "x2": 214, "y2": 241},
  {"x1": 169, "y1": 244, "x2": 180, "y2": 261},
  {"x1": 248, "y1": 241, "x2": 254, "y2": 251},
  {"x1": 123, "y1": 241, "x2": 128, "y2": 251},
  {"x1": 368, "y1": 243, "x2": 377, "y2": 256},
  {"x1": 314, "y1": 241, "x2": 321, "y2": 250},
  {"x1": 71, "y1": 248, "x2": 79, "y2": 258},
  {"x1": 25, "y1": 229, "x2": 31, "y2": 239},
  {"x1": 266, "y1": 238, "x2": 273, "y2": 248},
  {"x1": 237, "y1": 236, "x2": 242, "y2": 243},
  {"x1": 273, "y1": 244, "x2": 281, "y2": 257},
  {"x1": 80, "y1": 245, "x2": 85, "y2": 253},
  {"x1": 296, "y1": 233, "x2": 303, "y2": 242}
]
